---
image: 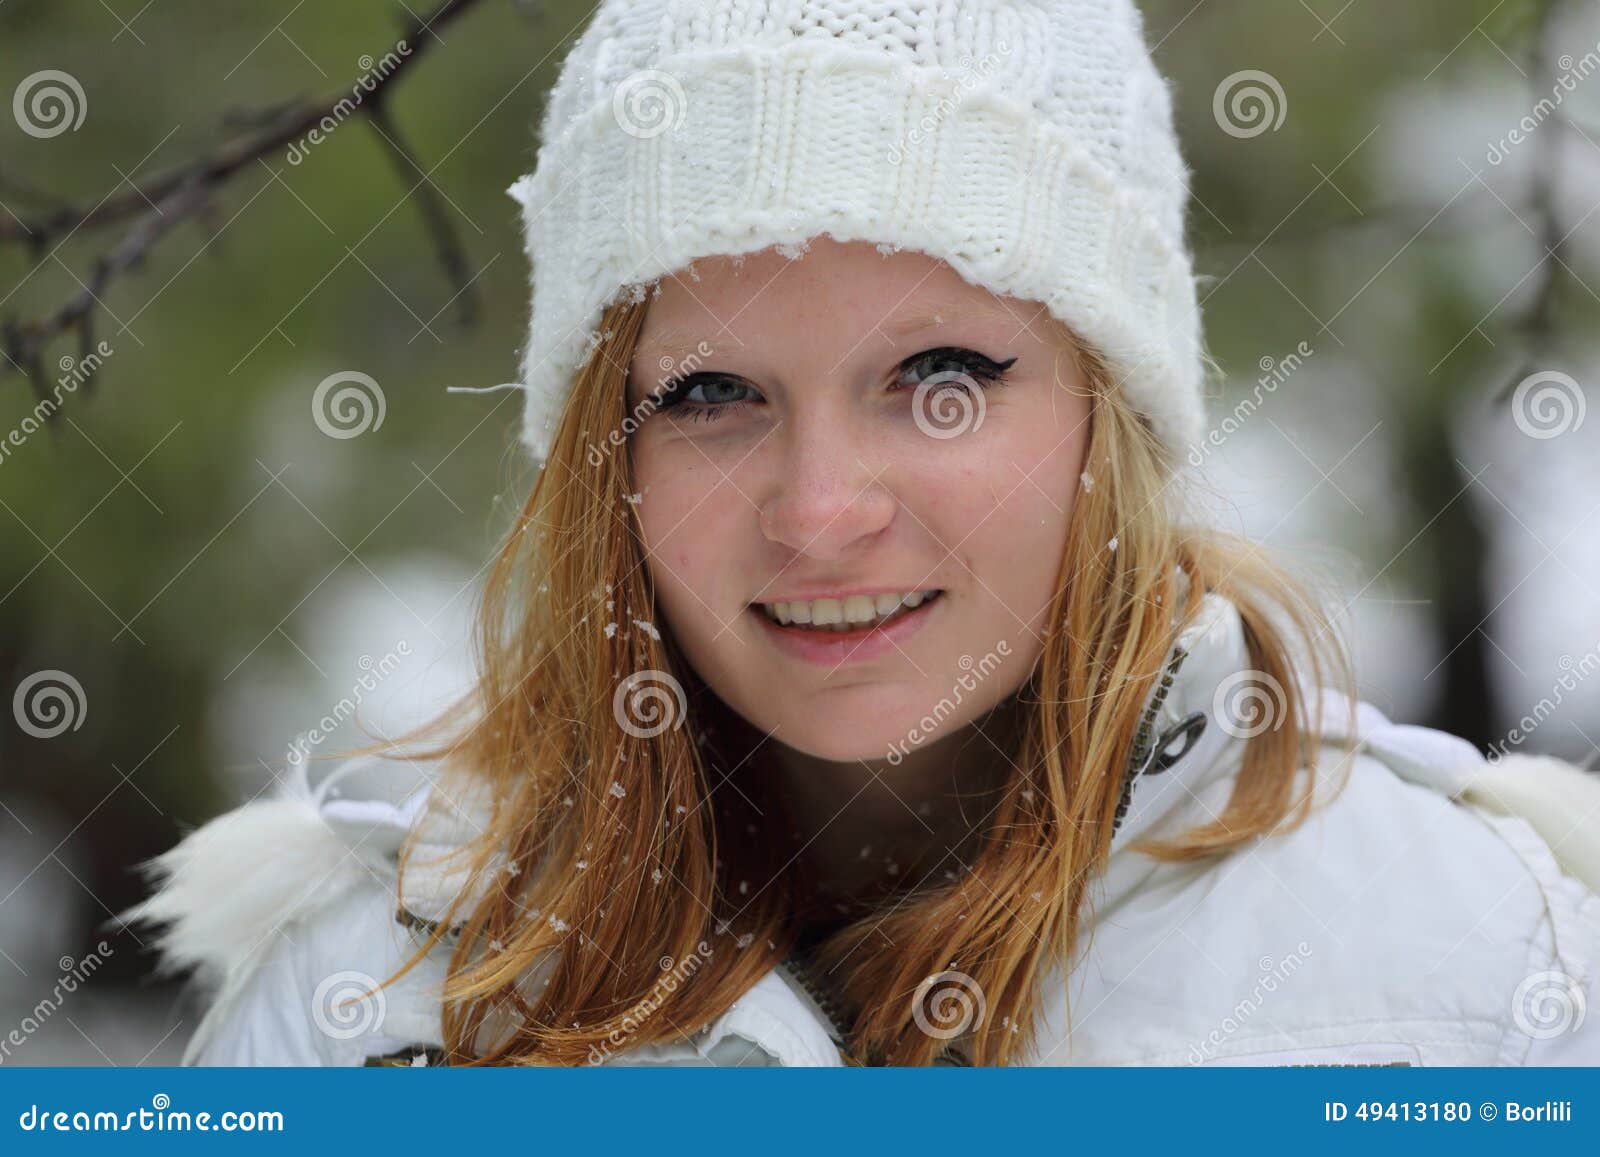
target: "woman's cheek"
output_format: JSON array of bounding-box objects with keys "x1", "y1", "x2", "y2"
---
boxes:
[
  {"x1": 632, "y1": 448, "x2": 691, "y2": 564},
  {"x1": 903, "y1": 450, "x2": 998, "y2": 527},
  {"x1": 634, "y1": 461, "x2": 740, "y2": 614},
  {"x1": 965, "y1": 426, "x2": 1078, "y2": 629}
]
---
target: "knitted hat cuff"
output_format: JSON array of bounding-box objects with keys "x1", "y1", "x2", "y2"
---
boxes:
[{"x1": 509, "y1": 38, "x2": 1205, "y2": 463}]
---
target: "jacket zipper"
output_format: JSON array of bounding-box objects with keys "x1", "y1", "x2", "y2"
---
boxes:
[
  {"x1": 779, "y1": 951, "x2": 858, "y2": 1063},
  {"x1": 1111, "y1": 643, "x2": 1191, "y2": 839},
  {"x1": 779, "y1": 951, "x2": 970, "y2": 1065}
]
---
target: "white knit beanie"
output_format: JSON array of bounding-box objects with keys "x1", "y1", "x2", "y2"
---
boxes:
[{"x1": 503, "y1": 0, "x2": 1207, "y2": 465}]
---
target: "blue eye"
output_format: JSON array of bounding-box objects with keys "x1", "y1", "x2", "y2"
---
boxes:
[
  {"x1": 652, "y1": 374, "x2": 759, "y2": 422},
  {"x1": 895, "y1": 347, "x2": 1018, "y2": 392}
]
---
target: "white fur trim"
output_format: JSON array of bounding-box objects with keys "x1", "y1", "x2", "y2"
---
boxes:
[
  {"x1": 118, "y1": 754, "x2": 443, "y2": 989},
  {"x1": 1463, "y1": 754, "x2": 1600, "y2": 896}
]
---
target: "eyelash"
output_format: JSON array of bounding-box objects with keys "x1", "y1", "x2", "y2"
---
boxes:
[{"x1": 653, "y1": 347, "x2": 1019, "y2": 423}]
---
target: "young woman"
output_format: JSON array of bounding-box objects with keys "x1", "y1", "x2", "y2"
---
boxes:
[{"x1": 128, "y1": 0, "x2": 1600, "y2": 1067}]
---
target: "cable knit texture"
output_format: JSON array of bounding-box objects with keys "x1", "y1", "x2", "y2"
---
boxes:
[{"x1": 505, "y1": 0, "x2": 1207, "y2": 463}]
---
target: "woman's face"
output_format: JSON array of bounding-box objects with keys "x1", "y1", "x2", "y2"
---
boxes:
[{"x1": 625, "y1": 237, "x2": 1091, "y2": 764}]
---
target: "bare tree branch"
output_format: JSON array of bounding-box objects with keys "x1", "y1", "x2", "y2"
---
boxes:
[
  {"x1": 365, "y1": 99, "x2": 478, "y2": 328},
  {"x1": 1, "y1": 0, "x2": 493, "y2": 410}
]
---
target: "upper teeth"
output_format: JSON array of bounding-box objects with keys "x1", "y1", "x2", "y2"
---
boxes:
[{"x1": 760, "y1": 590, "x2": 939, "y2": 626}]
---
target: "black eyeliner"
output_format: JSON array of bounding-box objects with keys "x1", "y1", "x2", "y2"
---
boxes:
[{"x1": 899, "y1": 346, "x2": 1019, "y2": 383}]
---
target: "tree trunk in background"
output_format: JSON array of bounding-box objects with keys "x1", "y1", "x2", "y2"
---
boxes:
[{"x1": 1394, "y1": 406, "x2": 1498, "y2": 752}]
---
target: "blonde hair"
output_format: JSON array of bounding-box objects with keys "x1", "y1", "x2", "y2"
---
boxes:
[{"x1": 355, "y1": 296, "x2": 1355, "y2": 1066}]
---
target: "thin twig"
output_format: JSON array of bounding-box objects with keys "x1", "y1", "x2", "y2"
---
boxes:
[{"x1": 1, "y1": 0, "x2": 492, "y2": 409}]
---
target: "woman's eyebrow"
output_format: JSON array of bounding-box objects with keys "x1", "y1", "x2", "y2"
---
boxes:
[
  {"x1": 875, "y1": 296, "x2": 1023, "y2": 340},
  {"x1": 640, "y1": 326, "x2": 743, "y2": 370},
  {"x1": 631, "y1": 328, "x2": 720, "y2": 398}
]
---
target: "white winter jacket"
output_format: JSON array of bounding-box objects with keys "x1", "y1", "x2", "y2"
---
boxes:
[{"x1": 128, "y1": 593, "x2": 1600, "y2": 1066}]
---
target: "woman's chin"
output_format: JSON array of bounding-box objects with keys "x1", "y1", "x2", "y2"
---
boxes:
[
  {"x1": 781, "y1": 734, "x2": 900, "y2": 765},
  {"x1": 760, "y1": 710, "x2": 953, "y2": 766}
]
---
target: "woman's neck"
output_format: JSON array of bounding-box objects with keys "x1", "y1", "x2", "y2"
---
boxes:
[{"x1": 719, "y1": 694, "x2": 1025, "y2": 939}]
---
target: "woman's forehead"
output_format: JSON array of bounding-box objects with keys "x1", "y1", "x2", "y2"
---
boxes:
[{"x1": 635, "y1": 238, "x2": 1046, "y2": 353}]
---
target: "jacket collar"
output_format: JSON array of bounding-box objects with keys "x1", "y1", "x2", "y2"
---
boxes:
[
  {"x1": 1109, "y1": 591, "x2": 1254, "y2": 850},
  {"x1": 1096, "y1": 590, "x2": 1256, "y2": 915}
]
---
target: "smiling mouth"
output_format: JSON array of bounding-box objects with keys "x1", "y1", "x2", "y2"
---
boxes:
[{"x1": 751, "y1": 590, "x2": 944, "y2": 634}]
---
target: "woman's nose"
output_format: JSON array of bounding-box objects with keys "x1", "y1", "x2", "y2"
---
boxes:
[{"x1": 756, "y1": 418, "x2": 897, "y2": 560}]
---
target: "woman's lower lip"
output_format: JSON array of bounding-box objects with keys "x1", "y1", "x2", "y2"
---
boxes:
[{"x1": 749, "y1": 594, "x2": 942, "y2": 666}]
